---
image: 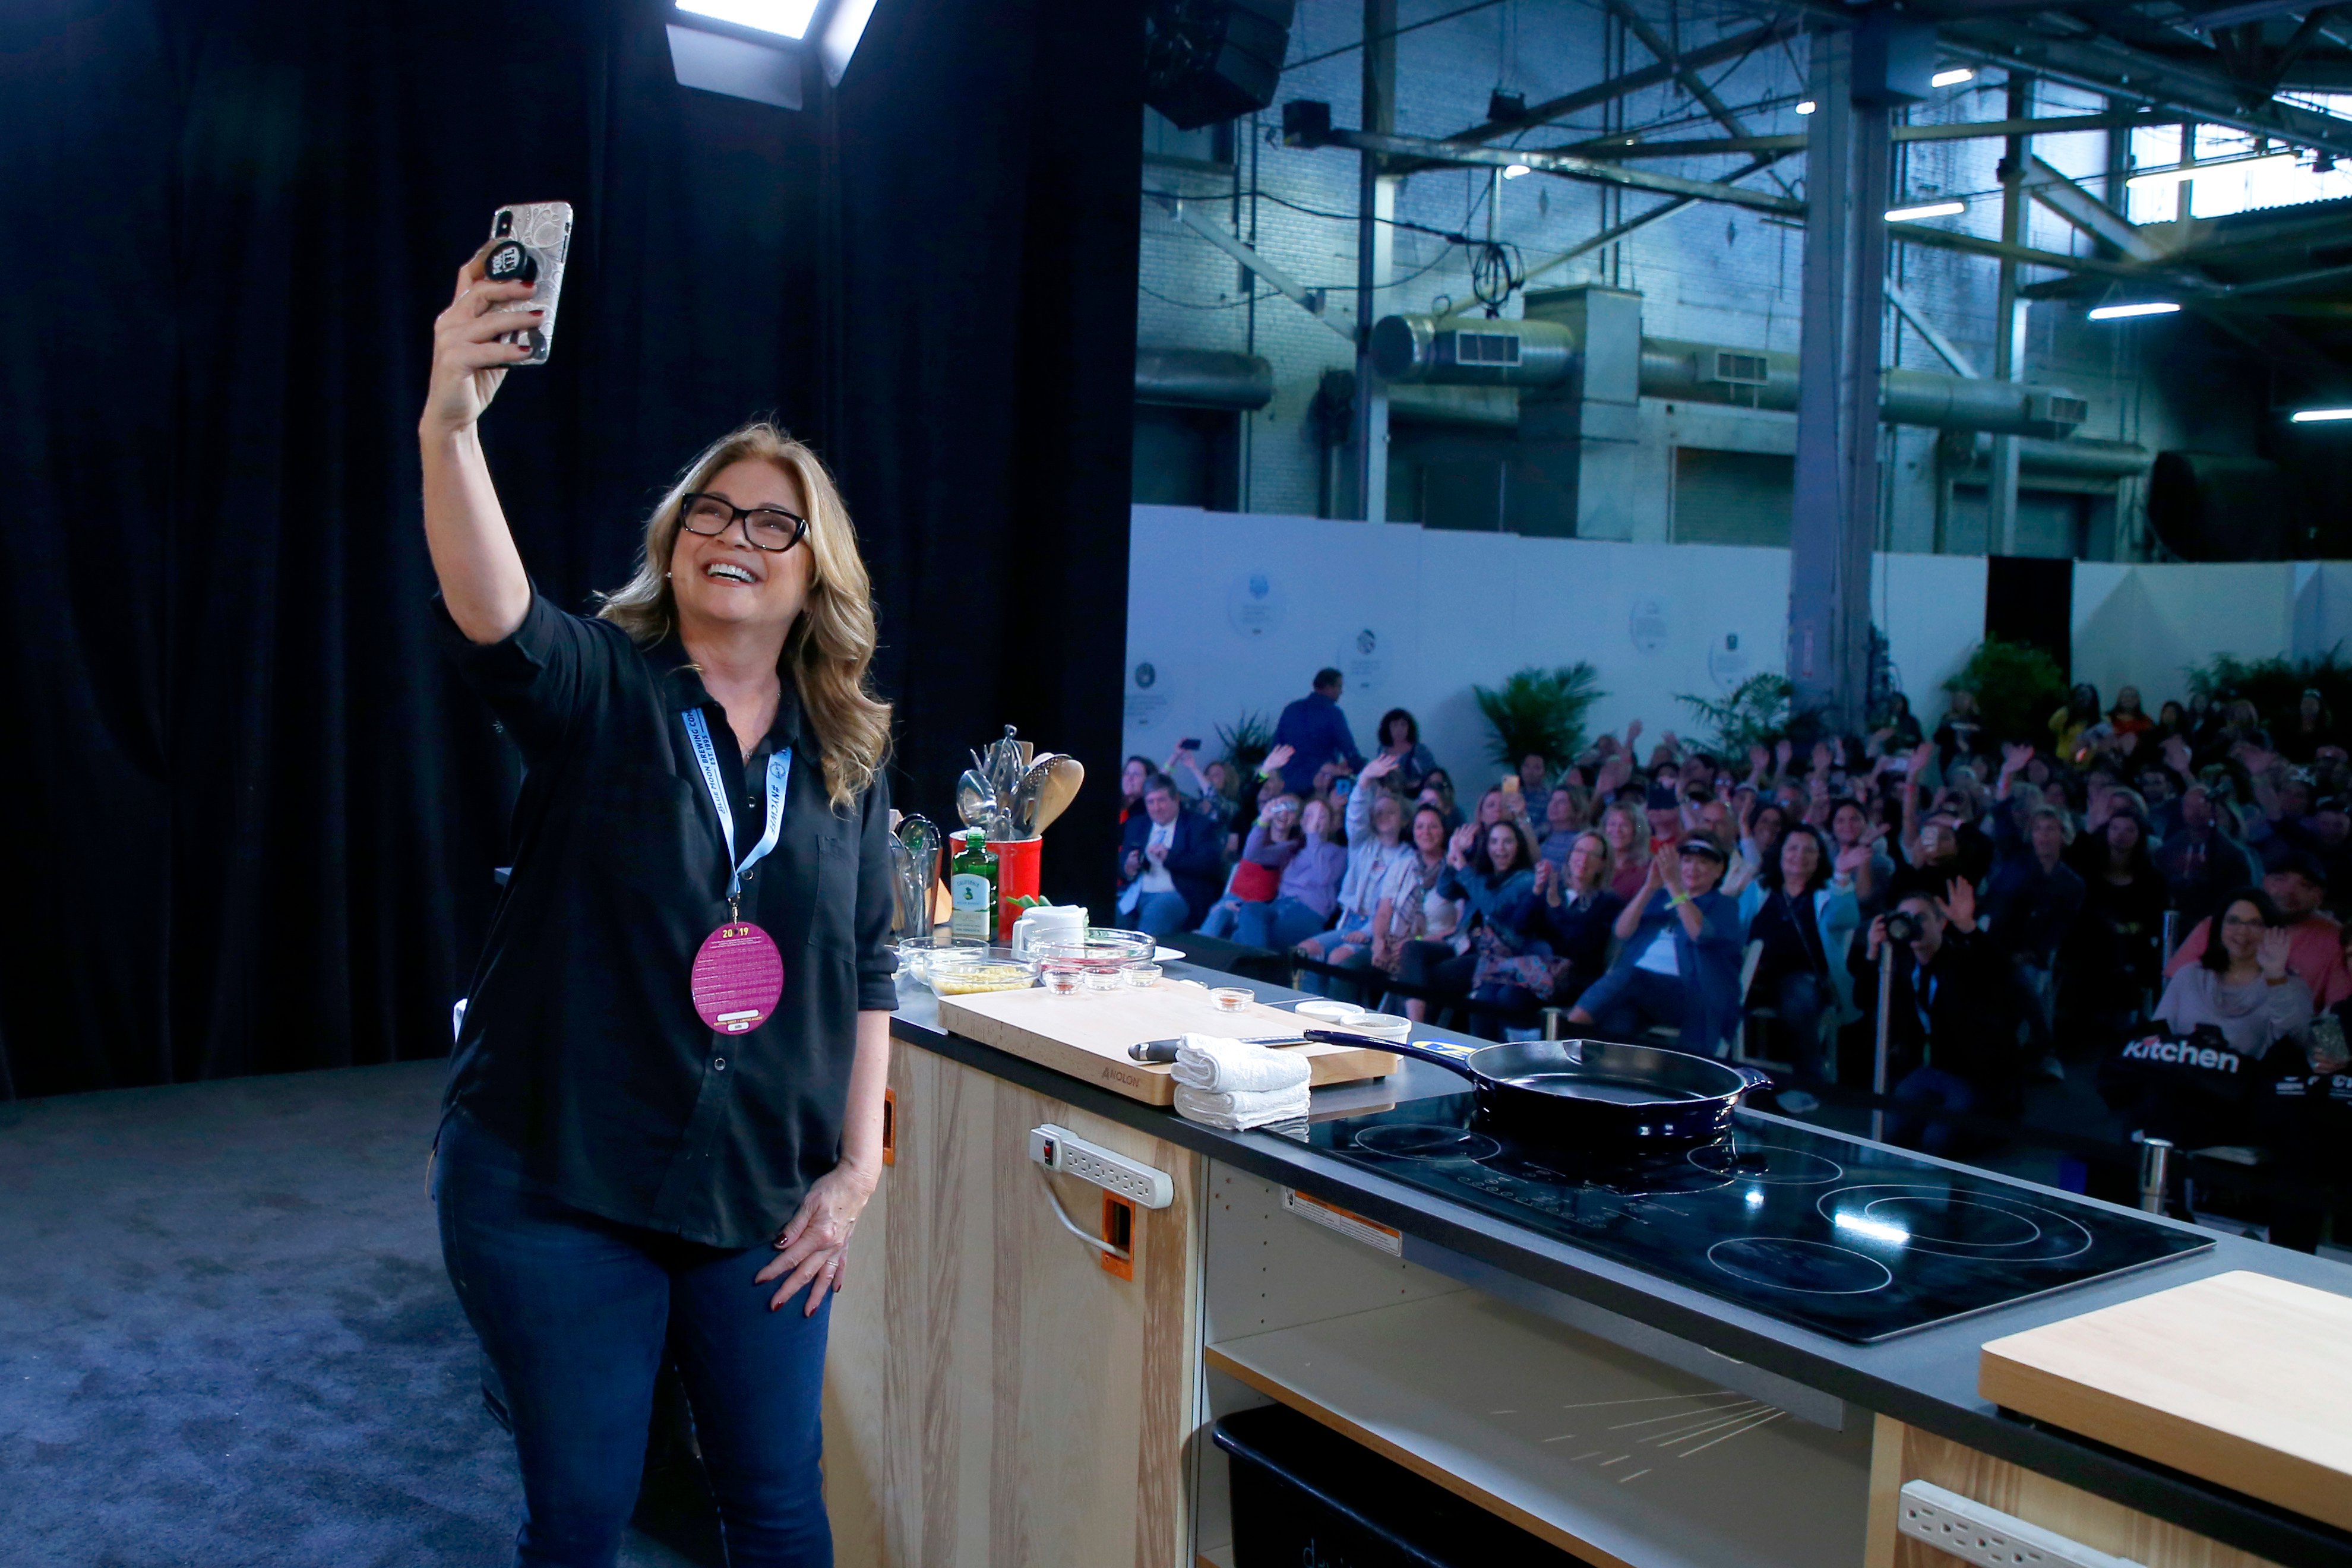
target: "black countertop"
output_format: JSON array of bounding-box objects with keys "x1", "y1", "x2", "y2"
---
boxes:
[{"x1": 890, "y1": 974, "x2": 2352, "y2": 1568}]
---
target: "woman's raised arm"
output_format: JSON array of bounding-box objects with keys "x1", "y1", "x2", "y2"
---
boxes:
[{"x1": 419, "y1": 246, "x2": 541, "y2": 645}]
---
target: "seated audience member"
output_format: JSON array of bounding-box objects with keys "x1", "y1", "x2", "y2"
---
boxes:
[
  {"x1": 1296, "y1": 754, "x2": 1416, "y2": 997},
  {"x1": 1232, "y1": 797, "x2": 1348, "y2": 952},
  {"x1": 1934, "y1": 689, "x2": 1989, "y2": 774},
  {"x1": 1598, "y1": 799, "x2": 1652, "y2": 902},
  {"x1": 1980, "y1": 803, "x2": 2085, "y2": 1079},
  {"x1": 1537, "y1": 785, "x2": 1587, "y2": 867},
  {"x1": 2050, "y1": 684, "x2": 2103, "y2": 766},
  {"x1": 1272, "y1": 667, "x2": 1364, "y2": 796},
  {"x1": 2150, "y1": 698, "x2": 2190, "y2": 748},
  {"x1": 1118, "y1": 754, "x2": 1154, "y2": 826},
  {"x1": 2136, "y1": 760, "x2": 2182, "y2": 842},
  {"x1": 2064, "y1": 792, "x2": 2170, "y2": 1030},
  {"x1": 2165, "y1": 852, "x2": 2351, "y2": 1007},
  {"x1": 1569, "y1": 839, "x2": 1743, "y2": 1055},
  {"x1": 1826, "y1": 797, "x2": 1893, "y2": 913},
  {"x1": 2155, "y1": 783, "x2": 2262, "y2": 927},
  {"x1": 1197, "y1": 794, "x2": 1304, "y2": 939},
  {"x1": 1371, "y1": 707, "x2": 1438, "y2": 794},
  {"x1": 2152, "y1": 890, "x2": 2312, "y2": 1057},
  {"x1": 1527, "y1": 831, "x2": 1625, "y2": 1011},
  {"x1": 1725, "y1": 801, "x2": 1791, "y2": 900},
  {"x1": 2107, "y1": 685, "x2": 2154, "y2": 742},
  {"x1": 1398, "y1": 818, "x2": 1540, "y2": 1027},
  {"x1": 1166, "y1": 740, "x2": 1238, "y2": 829},
  {"x1": 1114, "y1": 775, "x2": 1225, "y2": 938},
  {"x1": 1417, "y1": 767, "x2": 1464, "y2": 832},
  {"x1": 1852, "y1": 880, "x2": 2009, "y2": 1154},
  {"x1": 1742, "y1": 826, "x2": 1860, "y2": 1108},
  {"x1": 2279, "y1": 688, "x2": 2338, "y2": 764},
  {"x1": 1371, "y1": 804, "x2": 1452, "y2": 1020},
  {"x1": 1516, "y1": 753, "x2": 1552, "y2": 798},
  {"x1": 1878, "y1": 691, "x2": 1925, "y2": 751},
  {"x1": 2264, "y1": 928, "x2": 2352, "y2": 1252}
]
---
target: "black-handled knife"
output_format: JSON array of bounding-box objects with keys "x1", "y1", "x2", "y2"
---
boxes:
[{"x1": 1127, "y1": 1029, "x2": 1395, "y2": 1064}]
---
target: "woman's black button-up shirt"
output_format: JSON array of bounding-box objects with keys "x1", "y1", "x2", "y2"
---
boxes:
[{"x1": 438, "y1": 592, "x2": 898, "y2": 1248}]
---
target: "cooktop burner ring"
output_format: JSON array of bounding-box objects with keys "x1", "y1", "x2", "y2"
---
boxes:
[
  {"x1": 1817, "y1": 1184, "x2": 2095, "y2": 1263},
  {"x1": 1685, "y1": 1139, "x2": 1845, "y2": 1187},
  {"x1": 1705, "y1": 1237, "x2": 1895, "y2": 1296},
  {"x1": 1352, "y1": 1123, "x2": 1504, "y2": 1163}
]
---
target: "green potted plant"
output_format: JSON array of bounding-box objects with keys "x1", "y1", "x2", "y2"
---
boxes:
[
  {"x1": 1472, "y1": 663, "x2": 1605, "y2": 774},
  {"x1": 1945, "y1": 638, "x2": 2068, "y2": 748},
  {"x1": 1676, "y1": 674, "x2": 1795, "y2": 758}
]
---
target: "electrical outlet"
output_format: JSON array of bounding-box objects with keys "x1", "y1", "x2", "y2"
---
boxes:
[
  {"x1": 1026, "y1": 1124, "x2": 1174, "y2": 1209},
  {"x1": 1896, "y1": 1482, "x2": 2142, "y2": 1568}
]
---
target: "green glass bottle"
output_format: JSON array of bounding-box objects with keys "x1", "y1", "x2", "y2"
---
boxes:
[{"x1": 948, "y1": 830, "x2": 998, "y2": 946}]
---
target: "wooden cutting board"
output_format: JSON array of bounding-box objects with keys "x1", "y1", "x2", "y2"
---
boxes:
[
  {"x1": 1978, "y1": 1270, "x2": 2352, "y2": 1533},
  {"x1": 934, "y1": 983, "x2": 1400, "y2": 1107}
]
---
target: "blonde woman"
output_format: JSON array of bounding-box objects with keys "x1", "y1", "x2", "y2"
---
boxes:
[{"x1": 420, "y1": 245, "x2": 892, "y2": 1565}]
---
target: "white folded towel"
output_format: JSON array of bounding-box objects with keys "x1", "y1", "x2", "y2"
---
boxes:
[
  {"x1": 1174, "y1": 1083, "x2": 1311, "y2": 1131},
  {"x1": 1171, "y1": 1033, "x2": 1312, "y2": 1095}
]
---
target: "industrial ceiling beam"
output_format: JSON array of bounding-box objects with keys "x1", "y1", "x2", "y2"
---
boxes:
[
  {"x1": 2022, "y1": 155, "x2": 2167, "y2": 263},
  {"x1": 1519, "y1": 154, "x2": 1799, "y2": 287},
  {"x1": 1888, "y1": 280, "x2": 1982, "y2": 378},
  {"x1": 1565, "y1": 110, "x2": 2180, "y2": 160},
  {"x1": 1381, "y1": 15, "x2": 1799, "y2": 175},
  {"x1": 1310, "y1": 127, "x2": 1806, "y2": 215},
  {"x1": 1598, "y1": 0, "x2": 1800, "y2": 198},
  {"x1": 1150, "y1": 194, "x2": 1354, "y2": 339},
  {"x1": 1937, "y1": 21, "x2": 2352, "y2": 158}
]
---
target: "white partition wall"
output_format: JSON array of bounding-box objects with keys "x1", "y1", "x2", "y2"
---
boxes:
[{"x1": 1126, "y1": 504, "x2": 2348, "y2": 772}]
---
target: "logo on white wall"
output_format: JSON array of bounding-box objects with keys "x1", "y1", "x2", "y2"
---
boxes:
[
  {"x1": 1126, "y1": 658, "x2": 1175, "y2": 731},
  {"x1": 1629, "y1": 596, "x2": 1668, "y2": 655},
  {"x1": 1226, "y1": 571, "x2": 1287, "y2": 636},
  {"x1": 1708, "y1": 633, "x2": 1750, "y2": 692},
  {"x1": 1342, "y1": 627, "x2": 1387, "y2": 696}
]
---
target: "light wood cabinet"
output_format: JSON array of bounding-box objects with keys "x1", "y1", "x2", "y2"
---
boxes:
[
  {"x1": 822, "y1": 1044, "x2": 1203, "y2": 1568},
  {"x1": 1864, "y1": 1417, "x2": 2281, "y2": 1568}
]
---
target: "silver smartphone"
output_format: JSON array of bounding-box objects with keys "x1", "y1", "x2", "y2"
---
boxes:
[{"x1": 484, "y1": 201, "x2": 573, "y2": 366}]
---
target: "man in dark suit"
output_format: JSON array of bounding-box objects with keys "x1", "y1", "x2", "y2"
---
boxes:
[{"x1": 1115, "y1": 775, "x2": 1224, "y2": 937}]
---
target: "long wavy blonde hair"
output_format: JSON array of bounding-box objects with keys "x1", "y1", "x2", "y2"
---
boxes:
[{"x1": 599, "y1": 422, "x2": 890, "y2": 810}]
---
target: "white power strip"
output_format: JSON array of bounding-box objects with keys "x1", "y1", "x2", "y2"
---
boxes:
[
  {"x1": 1897, "y1": 1481, "x2": 2144, "y2": 1568},
  {"x1": 1027, "y1": 1124, "x2": 1174, "y2": 1209}
]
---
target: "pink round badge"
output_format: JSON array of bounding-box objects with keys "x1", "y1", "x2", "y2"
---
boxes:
[{"x1": 690, "y1": 922, "x2": 785, "y2": 1035}]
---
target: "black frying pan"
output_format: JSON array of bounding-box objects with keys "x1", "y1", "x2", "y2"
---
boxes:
[{"x1": 1379, "y1": 1035, "x2": 1769, "y2": 1148}]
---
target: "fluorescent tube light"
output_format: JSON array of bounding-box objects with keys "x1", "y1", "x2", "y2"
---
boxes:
[
  {"x1": 1503, "y1": 163, "x2": 1531, "y2": 179},
  {"x1": 2087, "y1": 301, "x2": 2181, "y2": 320},
  {"x1": 2126, "y1": 151, "x2": 2297, "y2": 189},
  {"x1": 2291, "y1": 407, "x2": 2352, "y2": 422},
  {"x1": 677, "y1": 0, "x2": 820, "y2": 40},
  {"x1": 1794, "y1": 99, "x2": 1816, "y2": 115},
  {"x1": 1930, "y1": 68, "x2": 1974, "y2": 88},
  {"x1": 1885, "y1": 200, "x2": 1966, "y2": 222}
]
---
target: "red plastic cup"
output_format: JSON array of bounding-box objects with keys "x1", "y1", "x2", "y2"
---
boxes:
[{"x1": 984, "y1": 837, "x2": 1042, "y2": 942}]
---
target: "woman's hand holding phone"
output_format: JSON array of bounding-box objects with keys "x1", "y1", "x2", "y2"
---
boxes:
[{"x1": 422, "y1": 246, "x2": 542, "y2": 440}]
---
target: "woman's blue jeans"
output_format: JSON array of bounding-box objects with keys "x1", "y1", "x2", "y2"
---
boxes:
[
  {"x1": 434, "y1": 1109, "x2": 833, "y2": 1568},
  {"x1": 1232, "y1": 896, "x2": 1330, "y2": 953}
]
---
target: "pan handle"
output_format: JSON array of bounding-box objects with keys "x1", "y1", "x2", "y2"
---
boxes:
[
  {"x1": 1729, "y1": 1063, "x2": 1774, "y2": 1093},
  {"x1": 1311, "y1": 1031, "x2": 1485, "y2": 1083}
]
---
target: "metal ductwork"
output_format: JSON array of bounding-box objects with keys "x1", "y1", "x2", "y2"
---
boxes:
[
  {"x1": 1946, "y1": 432, "x2": 2152, "y2": 480},
  {"x1": 1134, "y1": 346, "x2": 1274, "y2": 410},
  {"x1": 1373, "y1": 312, "x2": 2092, "y2": 440}
]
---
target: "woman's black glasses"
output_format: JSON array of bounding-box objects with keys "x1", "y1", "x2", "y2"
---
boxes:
[{"x1": 678, "y1": 492, "x2": 808, "y2": 553}]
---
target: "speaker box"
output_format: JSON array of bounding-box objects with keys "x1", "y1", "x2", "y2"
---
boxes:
[{"x1": 1146, "y1": 0, "x2": 1295, "y2": 130}]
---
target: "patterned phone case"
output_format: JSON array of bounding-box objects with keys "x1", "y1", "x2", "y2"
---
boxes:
[{"x1": 485, "y1": 201, "x2": 573, "y2": 366}]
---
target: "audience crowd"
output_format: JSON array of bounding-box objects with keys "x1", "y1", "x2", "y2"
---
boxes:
[{"x1": 1110, "y1": 669, "x2": 2352, "y2": 1249}]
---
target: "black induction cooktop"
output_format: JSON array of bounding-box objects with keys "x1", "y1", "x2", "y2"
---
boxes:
[{"x1": 1286, "y1": 1094, "x2": 2213, "y2": 1343}]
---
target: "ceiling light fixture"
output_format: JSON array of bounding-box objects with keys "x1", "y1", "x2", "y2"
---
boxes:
[
  {"x1": 1503, "y1": 163, "x2": 1532, "y2": 179},
  {"x1": 2087, "y1": 301, "x2": 2181, "y2": 320},
  {"x1": 2126, "y1": 151, "x2": 2297, "y2": 189},
  {"x1": 2291, "y1": 407, "x2": 2352, "y2": 422},
  {"x1": 1930, "y1": 67, "x2": 1974, "y2": 88},
  {"x1": 678, "y1": 0, "x2": 820, "y2": 38},
  {"x1": 1794, "y1": 99, "x2": 1817, "y2": 115},
  {"x1": 1885, "y1": 200, "x2": 1966, "y2": 222},
  {"x1": 666, "y1": 0, "x2": 874, "y2": 108}
]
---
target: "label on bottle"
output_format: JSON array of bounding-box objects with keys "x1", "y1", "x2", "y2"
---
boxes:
[{"x1": 950, "y1": 872, "x2": 992, "y2": 943}]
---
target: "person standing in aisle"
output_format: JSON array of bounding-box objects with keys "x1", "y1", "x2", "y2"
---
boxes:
[
  {"x1": 420, "y1": 245, "x2": 894, "y2": 1567},
  {"x1": 1271, "y1": 666, "x2": 1363, "y2": 796}
]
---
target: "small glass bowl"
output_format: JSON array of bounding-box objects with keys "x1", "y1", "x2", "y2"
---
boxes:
[
  {"x1": 1041, "y1": 964, "x2": 1082, "y2": 996},
  {"x1": 1082, "y1": 965, "x2": 1127, "y2": 992},
  {"x1": 1207, "y1": 986, "x2": 1253, "y2": 1014},
  {"x1": 1123, "y1": 962, "x2": 1164, "y2": 988},
  {"x1": 922, "y1": 946, "x2": 1035, "y2": 997}
]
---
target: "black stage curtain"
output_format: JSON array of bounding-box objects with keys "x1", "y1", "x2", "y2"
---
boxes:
[{"x1": 0, "y1": 0, "x2": 1139, "y2": 1097}]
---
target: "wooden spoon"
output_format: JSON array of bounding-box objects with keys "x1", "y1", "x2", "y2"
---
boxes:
[{"x1": 1032, "y1": 754, "x2": 1086, "y2": 833}]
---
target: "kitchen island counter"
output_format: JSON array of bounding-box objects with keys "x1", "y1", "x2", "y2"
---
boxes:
[{"x1": 885, "y1": 976, "x2": 2352, "y2": 1568}]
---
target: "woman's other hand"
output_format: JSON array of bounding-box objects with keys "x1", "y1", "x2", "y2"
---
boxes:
[
  {"x1": 1262, "y1": 744, "x2": 1295, "y2": 774},
  {"x1": 757, "y1": 1162, "x2": 878, "y2": 1316},
  {"x1": 1360, "y1": 751, "x2": 1399, "y2": 783},
  {"x1": 2258, "y1": 927, "x2": 2293, "y2": 981},
  {"x1": 423, "y1": 246, "x2": 540, "y2": 439}
]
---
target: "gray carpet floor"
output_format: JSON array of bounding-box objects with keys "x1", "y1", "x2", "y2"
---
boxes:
[{"x1": 0, "y1": 1061, "x2": 698, "y2": 1568}]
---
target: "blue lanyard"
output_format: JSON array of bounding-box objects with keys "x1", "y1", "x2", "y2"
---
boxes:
[{"x1": 680, "y1": 709, "x2": 792, "y2": 911}]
